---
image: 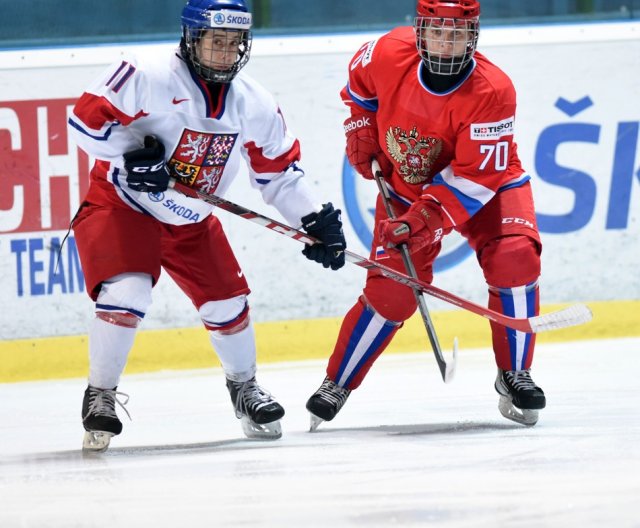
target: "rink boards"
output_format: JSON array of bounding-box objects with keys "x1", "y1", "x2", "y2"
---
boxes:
[
  {"x1": 0, "y1": 299, "x2": 637, "y2": 382},
  {"x1": 0, "y1": 23, "x2": 638, "y2": 382}
]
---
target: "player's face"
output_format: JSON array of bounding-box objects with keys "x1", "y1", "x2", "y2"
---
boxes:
[
  {"x1": 197, "y1": 29, "x2": 242, "y2": 71},
  {"x1": 422, "y1": 25, "x2": 473, "y2": 59}
]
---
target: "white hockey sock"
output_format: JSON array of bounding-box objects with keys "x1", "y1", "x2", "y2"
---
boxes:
[
  {"x1": 208, "y1": 323, "x2": 257, "y2": 382},
  {"x1": 88, "y1": 316, "x2": 136, "y2": 389}
]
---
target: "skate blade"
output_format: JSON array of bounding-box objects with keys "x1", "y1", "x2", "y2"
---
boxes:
[
  {"x1": 240, "y1": 417, "x2": 282, "y2": 440},
  {"x1": 498, "y1": 396, "x2": 539, "y2": 426},
  {"x1": 309, "y1": 413, "x2": 324, "y2": 432},
  {"x1": 82, "y1": 431, "x2": 114, "y2": 452}
]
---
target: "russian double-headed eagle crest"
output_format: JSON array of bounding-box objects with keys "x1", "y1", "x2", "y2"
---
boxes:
[{"x1": 385, "y1": 126, "x2": 442, "y2": 184}]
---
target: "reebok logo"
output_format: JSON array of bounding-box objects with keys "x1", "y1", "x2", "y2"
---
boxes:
[
  {"x1": 344, "y1": 116, "x2": 371, "y2": 133},
  {"x1": 172, "y1": 97, "x2": 189, "y2": 104}
]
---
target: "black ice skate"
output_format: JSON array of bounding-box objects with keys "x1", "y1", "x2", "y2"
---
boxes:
[
  {"x1": 495, "y1": 369, "x2": 546, "y2": 426},
  {"x1": 81, "y1": 385, "x2": 131, "y2": 452},
  {"x1": 226, "y1": 377, "x2": 284, "y2": 439},
  {"x1": 306, "y1": 376, "x2": 351, "y2": 431}
]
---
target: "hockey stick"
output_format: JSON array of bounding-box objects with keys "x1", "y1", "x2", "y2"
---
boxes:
[
  {"x1": 372, "y1": 160, "x2": 456, "y2": 382},
  {"x1": 168, "y1": 179, "x2": 592, "y2": 334}
]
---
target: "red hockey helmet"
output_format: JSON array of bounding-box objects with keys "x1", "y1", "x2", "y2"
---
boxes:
[
  {"x1": 417, "y1": 0, "x2": 480, "y2": 18},
  {"x1": 414, "y1": 0, "x2": 480, "y2": 75}
]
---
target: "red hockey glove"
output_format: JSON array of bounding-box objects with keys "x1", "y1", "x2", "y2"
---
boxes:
[
  {"x1": 379, "y1": 200, "x2": 444, "y2": 254},
  {"x1": 344, "y1": 111, "x2": 393, "y2": 180}
]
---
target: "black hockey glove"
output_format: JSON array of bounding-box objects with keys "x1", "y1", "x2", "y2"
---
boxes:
[
  {"x1": 301, "y1": 203, "x2": 347, "y2": 270},
  {"x1": 123, "y1": 135, "x2": 171, "y2": 193}
]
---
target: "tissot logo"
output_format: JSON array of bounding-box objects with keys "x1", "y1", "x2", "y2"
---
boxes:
[
  {"x1": 470, "y1": 117, "x2": 515, "y2": 140},
  {"x1": 474, "y1": 123, "x2": 512, "y2": 134}
]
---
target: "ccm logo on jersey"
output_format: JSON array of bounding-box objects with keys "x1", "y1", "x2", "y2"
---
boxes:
[
  {"x1": 470, "y1": 117, "x2": 515, "y2": 140},
  {"x1": 502, "y1": 217, "x2": 534, "y2": 229}
]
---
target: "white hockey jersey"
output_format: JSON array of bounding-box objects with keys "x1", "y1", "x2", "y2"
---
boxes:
[{"x1": 68, "y1": 48, "x2": 318, "y2": 227}]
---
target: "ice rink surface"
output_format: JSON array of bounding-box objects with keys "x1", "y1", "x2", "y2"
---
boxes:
[{"x1": 1, "y1": 337, "x2": 639, "y2": 528}]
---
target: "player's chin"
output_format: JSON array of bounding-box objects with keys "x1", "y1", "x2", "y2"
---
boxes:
[{"x1": 203, "y1": 62, "x2": 234, "y2": 72}]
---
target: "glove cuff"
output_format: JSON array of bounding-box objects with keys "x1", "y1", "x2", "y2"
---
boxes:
[
  {"x1": 404, "y1": 200, "x2": 442, "y2": 234},
  {"x1": 301, "y1": 203, "x2": 336, "y2": 232}
]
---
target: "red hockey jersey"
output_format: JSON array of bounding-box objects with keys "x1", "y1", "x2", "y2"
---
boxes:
[{"x1": 341, "y1": 26, "x2": 529, "y2": 228}]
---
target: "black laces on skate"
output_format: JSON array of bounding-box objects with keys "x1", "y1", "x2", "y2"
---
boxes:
[
  {"x1": 316, "y1": 377, "x2": 351, "y2": 408},
  {"x1": 504, "y1": 370, "x2": 538, "y2": 391},
  {"x1": 85, "y1": 387, "x2": 132, "y2": 421},
  {"x1": 233, "y1": 380, "x2": 277, "y2": 415}
]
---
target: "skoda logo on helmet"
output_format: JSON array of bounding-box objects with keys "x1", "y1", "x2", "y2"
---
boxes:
[{"x1": 213, "y1": 12, "x2": 225, "y2": 25}]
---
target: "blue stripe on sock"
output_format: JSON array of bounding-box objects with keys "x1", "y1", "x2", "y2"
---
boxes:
[
  {"x1": 96, "y1": 303, "x2": 145, "y2": 319},
  {"x1": 498, "y1": 289, "x2": 518, "y2": 370},
  {"x1": 335, "y1": 308, "x2": 374, "y2": 383},
  {"x1": 521, "y1": 283, "x2": 538, "y2": 367},
  {"x1": 343, "y1": 322, "x2": 396, "y2": 388}
]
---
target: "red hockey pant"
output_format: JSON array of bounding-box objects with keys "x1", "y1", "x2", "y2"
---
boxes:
[{"x1": 328, "y1": 182, "x2": 542, "y2": 389}]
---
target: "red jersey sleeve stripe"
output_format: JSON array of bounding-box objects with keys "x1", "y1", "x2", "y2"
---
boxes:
[
  {"x1": 73, "y1": 92, "x2": 146, "y2": 131},
  {"x1": 244, "y1": 140, "x2": 301, "y2": 174},
  {"x1": 341, "y1": 83, "x2": 379, "y2": 112}
]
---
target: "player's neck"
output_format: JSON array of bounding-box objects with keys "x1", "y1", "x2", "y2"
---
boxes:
[
  {"x1": 421, "y1": 62, "x2": 473, "y2": 93},
  {"x1": 206, "y1": 82, "x2": 224, "y2": 98}
]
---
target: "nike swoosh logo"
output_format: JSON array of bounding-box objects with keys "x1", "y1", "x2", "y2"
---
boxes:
[
  {"x1": 237, "y1": 270, "x2": 244, "y2": 278},
  {"x1": 172, "y1": 97, "x2": 189, "y2": 104}
]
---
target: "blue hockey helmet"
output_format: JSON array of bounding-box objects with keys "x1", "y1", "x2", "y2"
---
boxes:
[{"x1": 181, "y1": 0, "x2": 253, "y2": 83}]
